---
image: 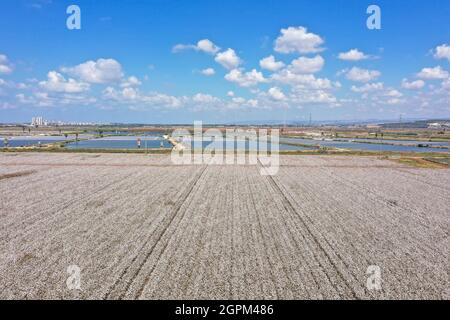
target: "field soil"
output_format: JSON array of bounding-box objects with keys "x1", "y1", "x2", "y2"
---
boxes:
[{"x1": 0, "y1": 153, "x2": 448, "y2": 299}]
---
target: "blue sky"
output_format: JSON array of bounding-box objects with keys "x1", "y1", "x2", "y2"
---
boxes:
[{"x1": 0, "y1": 0, "x2": 449, "y2": 123}]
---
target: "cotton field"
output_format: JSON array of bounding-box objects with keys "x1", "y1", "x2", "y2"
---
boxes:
[{"x1": 0, "y1": 153, "x2": 448, "y2": 299}]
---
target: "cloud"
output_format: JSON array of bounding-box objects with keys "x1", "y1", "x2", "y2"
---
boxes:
[
  {"x1": 351, "y1": 82, "x2": 384, "y2": 93},
  {"x1": 103, "y1": 86, "x2": 185, "y2": 109},
  {"x1": 0, "y1": 65, "x2": 12, "y2": 74},
  {"x1": 338, "y1": 49, "x2": 369, "y2": 61},
  {"x1": 201, "y1": 68, "x2": 215, "y2": 76},
  {"x1": 385, "y1": 89, "x2": 403, "y2": 98},
  {"x1": 259, "y1": 55, "x2": 285, "y2": 71},
  {"x1": 120, "y1": 76, "x2": 142, "y2": 88},
  {"x1": 274, "y1": 26, "x2": 324, "y2": 54},
  {"x1": 190, "y1": 94, "x2": 261, "y2": 111},
  {"x1": 0, "y1": 102, "x2": 16, "y2": 110},
  {"x1": 29, "y1": 0, "x2": 52, "y2": 9},
  {"x1": 288, "y1": 55, "x2": 324, "y2": 74},
  {"x1": 0, "y1": 54, "x2": 13, "y2": 74},
  {"x1": 227, "y1": 91, "x2": 235, "y2": 97},
  {"x1": 33, "y1": 92, "x2": 53, "y2": 107},
  {"x1": 0, "y1": 78, "x2": 28, "y2": 90},
  {"x1": 434, "y1": 44, "x2": 450, "y2": 62},
  {"x1": 16, "y1": 93, "x2": 31, "y2": 104},
  {"x1": 442, "y1": 79, "x2": 450, "y2": 90},
  {"x1": 61, "y1": 58, "x2": 124, "y2": 83},
  {"x1": 344, "y1": 67, "x2": 381, "y2": 82},
  {"x1": 172, "y1": 44, "x2": 192, "y2": 52},
  {"x1": 16, "y1": 90, "x2": 97, "y2": 107},
  {"x1": 122, "y1": 87, "x2": 139, "y2": 100},
  {"x1": 103, "y1": 88, "x2": 253, "y2": 112},
  {"x1": 272, "y1": 70, "x2": 334, "y2": 89},
  {"x1": 174, "y1": 41, "x2": 242, "y2": 71},
  {"x1": 417, "y1": 66, "x2": 449, "y2": 79},
  {"x1": 350, "y1": 83, "x2": 406, "y2": 108},
  {"x1": 39, "y1": 71, "x2": 90, "y2": 93},
  {"x1": 192, "y1": 93, "x2": 220, "y2": 104},
  {"x1": 197, "y1": 39, "x2": 220, "y2": 55},
  {"x1": 386, "y1": 98, "x2": 404, "y2": 105},
  {"x1": 267, "y1": 87, "x2": 286, "y2": 101},
  {"x1": 141, "y1": 93, "x2": 186, "y2": 109},
  {"x1": 401, "y1": 78, "x2": 425, "y2": 90},
  {"x1": 224, "y1": 69, "x2": 267, "y2": 87},
  {"x1": 172, "y1": 39, "x2": 220, "y2": 55},
  {"x1": 16, "y1": 82, "x2": 28, "y2": 89},
  {"x1": 290, "y1": 88, "x2": 337, "y2": 104},
  {"x1": 215, "y1": 49, "x2": 242, "y2": 70}
]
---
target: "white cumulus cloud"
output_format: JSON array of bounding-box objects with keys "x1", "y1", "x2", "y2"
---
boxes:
[
  {"x1": 172, "y1": 39, "x2": 220, "y2": 55},
  {"x1": 351, "y1": 82, "x2": 384, "y2": 93},
  {"x1": 268, "y1": 87, "x2": 286, "y2": 101},
  {"x1": 272, "y1": 70, "x2": 334, "y2": 89},
  {"x1": 417, "y1": 66, "x2": 449, "y2": 79},
  {"x1": 434, "y1": 44, "x2": 450, "y2": 62},
  {"x1": 122, "y1": 87, "x2": 139, "y2": 100},
  {"x1": 224, "y1": 69, "x2": 267, "y2": 87},
  {"x1": 0, "y1": 54, "x2": 13, "y2": 74},
  {"x1": 344, "y1": 67, "x2": 381, "y2": 82},
  {"x1": 290, "y1": 88, "x2": 337, "y2": 104},
  {"x1": 192, "y1": 93, "x2": 220, "y2": 104},
  {"x1": 338, "y1": 49, "x2": 369, "y2": 61},
  {"x1": 201, "y1": 68, "x2": 215, "y2": 76},
  {"x1": 39, "y1": 71, "x2": 90, "y2": 93},
  {"x1": 401, "y1": 78, "x2": 425, "y2": 90},
  {"x1": 274, "y1": 26, "x2": 324, "y2": 54},
  {"x1": 385, "y1": 89, "x2": 403, "y2": 98},
  {"x1": 120, "y1": 76, "x2": 142, "y2": 88},
  {"x1": 441, "y1": 79, "x2": 450, "y2": 89},
  {"x1": 288, "y1": 55, "x2": 324, "y2": 74},
  {"x1": 386, "y1": 98, "x2": 404, "y2": 105},
  {"x1": 196, "y1": 39, "x2": 220, "y2": 54},
  {"x1": 215, "y1": 49, "x2": 242, "y2": 70},
  {"x1": 61, "y1": 58, "x2": 124, "y2": 84},
  {"x1": 259, "y1": 55, "x2": 285, "y2": 71},
  {"x1": 103, "y1": 86, "x2": 185, "y2": 109}
]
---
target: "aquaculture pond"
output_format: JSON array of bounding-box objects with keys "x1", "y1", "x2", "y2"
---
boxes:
[
  {"x1": 182, "y1": 138, "x2": 316, "y2": 151},
  {"x1": 280, "y1": 137, "x2": 450, "y2": 153},
  {"x1": 86, "y1": 130, "x2": 167, "y2": 136},
  {"x1": 335, "y1": 138, "x2": 450, "y2": 148},
  {"x1": 1, "y1": 136, "x2": 68, "y2": 148},
  {"x1": 65, "y1": 136, "x2": 172, "y2": 149}
]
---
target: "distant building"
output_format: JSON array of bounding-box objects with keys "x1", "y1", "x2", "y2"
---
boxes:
[
  {"x1": 428, "y1": 122, "x2": 450, "y2": 129},
  {"x1": 31, "y1": 116, "x2": 45, "y2": 126},
  {"x1": 29, "y1": 117, "x2": 106, "y2": 126}
]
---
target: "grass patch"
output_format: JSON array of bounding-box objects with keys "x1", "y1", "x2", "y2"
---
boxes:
[
  {"x1": 390, "y1": 157, "x2": 450, "y2": 168},
  {"x1": 423, "y1": 157, "x2": 450, "y2": 167},
  {"x1": 1, "y1": 145, "x2": 449, "y2": 159}
]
